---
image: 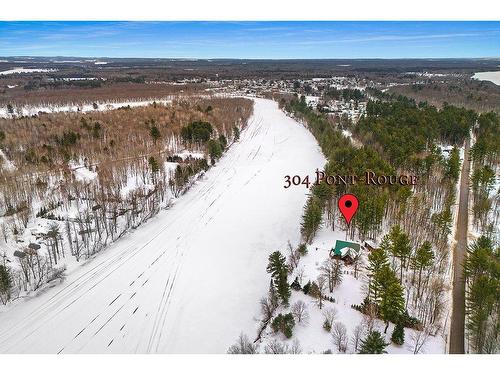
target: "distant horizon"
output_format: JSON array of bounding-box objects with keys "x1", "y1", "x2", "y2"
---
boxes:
[
  {"x1": 1, "y1": 21, "x2": 500, "y2": 59},
  {"x1": 1, "y1": 56, "x2": 500, "y2": 61}
]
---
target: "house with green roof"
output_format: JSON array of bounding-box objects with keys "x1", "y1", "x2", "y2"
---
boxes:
[{"x1": 330, "y1": 240, "x2": 361, "y2": 263}]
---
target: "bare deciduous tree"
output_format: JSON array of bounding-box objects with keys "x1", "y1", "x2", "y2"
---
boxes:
[
  {"x1": 332, "y1": 322, "x2": 348, "y2": 353},
  {"x1": 287, "y1": 241, "x2": 300, "y2": 272},
  {"x1": 291, "y1": 300, "x2": 309, "y2": 325},
  {"x1": 351, "y1": 324, "x2": 364, "y2": 353},
  {"x1": 362, "y1": 303, "x2": 378, "y2": 333},
  {"x1": 411, "y1": 328, "x2": 431, "y2": 354},
  {"x1": 322, "y1": 307, "x2": 338, "y2": 331},
  {"x1": 316, "y1": 275, "x2": 328, "y2": 309},
  {"x1": 227, "y1": 333, "x2": 259, "y2": 354},
  {"x1": 320, "y1": 257, "x2": 343, "y2": 292},
  {"x1": 264, "y1": 339, "x2": 302, "y2": 354}
]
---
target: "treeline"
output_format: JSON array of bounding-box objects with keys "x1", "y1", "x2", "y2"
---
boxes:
[
  {"x1": 323, "y1": 88, "x2": 365, "y2": 102},
  {"x1": 470, "y1": 111, "x2": 500, "y2": 235},
  {"x1": 464, "y1": 236, "x2": 499, "y2": 353},
  {"x1": 360, "y1": 100, "x2": 475, "y2": 169},
  {"x1": 24, "y1": 79, "x2": 103, "y2": 91},
  {"x1": 282, "y1": 95, "x2": 463, "y2": 250}
]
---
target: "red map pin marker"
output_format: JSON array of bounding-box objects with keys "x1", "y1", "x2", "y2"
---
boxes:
[{"x1": 338, "y1": 194, "x2": 359, "y2": 225}]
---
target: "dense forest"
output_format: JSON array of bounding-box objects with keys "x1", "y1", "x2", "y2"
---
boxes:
[{"x1": 282, "y1": 94, "x2": 472, "y2": 250}]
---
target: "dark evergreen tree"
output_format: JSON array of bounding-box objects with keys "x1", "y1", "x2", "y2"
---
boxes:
[
  {"x1": 150, "y1": 125, "x2": 161, "y2": 145},
  {"x1": 377, "y1": 265, "x2": 405, "y2": 333},
  {"x1": 366, "y1": 246, "x2": 389, "y2": 302},
  {"x1": 232, "y1": 126, "x2": 240, "y2": 141},
  {"x1": 302, "y1": 280, "x2": 311, "y2": 295},
  {"x1": 266, "y1": 251, "x2": 290, "y2": 305},
  {"x1": 290, "y1": 277, "x2": 301, "y2": 291},
  {"x1": 301, "y1": 196, "x2": 322, "y2": 244},
  {"x1": 218, "y1": 134, "x2": 227, "y2": 149},
  {"x1": 410, "y1": 241, "x2": 434, "y2": 302},
  {"x1": 359, "y1": 330, "x2": 389, "y2": 354},
  {"x1": 388, "y1": 225, "x2": 412, "y2": 281},
  {"x1": 271, "y1": 313, "x2": 295, "y2": 338},
  {"x1": 464, "y1": 236, "x2": 499, "y2": 353},
  {"x1": 0, "y1": 265, "x2": 12, "y2": 305},
  {"x1": 445, "y1": 146, "x2": 461, "y2": 182},
  {"x1": 207, "y1": 139, "x2": 223, "y2": 164},
  {"x1": 391, "y1": 323, "x2": 405, "y2": 345}
]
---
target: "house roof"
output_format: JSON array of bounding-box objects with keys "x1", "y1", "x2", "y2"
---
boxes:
[{"x1": 332, "y1": 240, "x2": 361, "y2": 258}]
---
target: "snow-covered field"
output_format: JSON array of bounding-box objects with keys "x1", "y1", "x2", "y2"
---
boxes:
[
  {"x1": 0, "y1": 67, "x2": 57, "y2": 75},
  {"x1": 472, "y1": 71, "x2": 500, "y2": 85},
  {"x1": 0, "y1": 98, "x2": 325, "y2": 353},
  {"x1": 0, "y1": 98, "x2": 173, "y2": 118}
]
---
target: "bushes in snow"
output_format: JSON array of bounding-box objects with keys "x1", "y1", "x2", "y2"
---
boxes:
[
  {"x1": 227, "y1": 333, "x2": 259, "y2": 354},
  {"x1": 271, "y1": 313, "x2": 295, "y2": 339}
]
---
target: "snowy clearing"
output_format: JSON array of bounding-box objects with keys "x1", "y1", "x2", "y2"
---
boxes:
[
  {"x1": 0, "y1": 98, "x2": 325, "y2": 353},
  {"x1": 0, "y1": 67, "x2": 57, "y2": 75},
  {"x1": 0, "y1": 98, "x2": 173, "y2": 118},
  {"x1": 472, "y1": 71, "x2": 500, "y2": 85}
]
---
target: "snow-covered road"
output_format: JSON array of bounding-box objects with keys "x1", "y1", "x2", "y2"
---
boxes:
[{"x1": 0, "y1": 98, "x2": 325, "y2": 353}]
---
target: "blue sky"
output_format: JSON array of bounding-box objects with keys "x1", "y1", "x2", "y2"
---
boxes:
[{"x1": 0, "y1": 21, "x2": 499, "y2": 59}]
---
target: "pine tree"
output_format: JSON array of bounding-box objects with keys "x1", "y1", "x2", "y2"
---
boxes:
[
  {"x1": 218, "y1": 134, "x2": 227, "y2": 149},
  {"x1": 377, "y1": 265, "x2": 405, "y2": 333},
  {"x1": 302, "y1": 280, "x2": 311, "y2": 295},
  {"x1": 150, "y1": 125, "x2": 161, "y2": 145},
  {"x1": 410, "y1": 241, "x2": 434, "y2": 302},
  {"x1": 232, "y1": 126, "x2": 240, "y2": 141},
  {"x1": 300, "y1": 196, "x2": 322, "y2": 244},
  {"x1": 359, "y1": 330, "x2": 388, "y2": 354},
  {"x1": 207, "y1": 139, "x2": 223, "y2": 164},
  {"x1": 290, "y1": 277, "x2": 301, "y2": 291},
  {"x1": 148, "y1": 157, "x2": 160, "y2": 183},
  {"x1": 0, "y1": 265, "x2": 12, "y2": 305},
  {"x1": 388, "y1": 225, "x2": 412, "y2": 281},
  {"x1": 266, "y1": 251, "x2": 290, "y2": 305},
  {"x1": 366, "y1": 247, "x2": 389, "y2": 302},
  {"x1": 391, "y1": 323, "x2": 405, "y2": 345},
  {"x1": 464, "y1": 236, "x2": 498, "y2": 353}
]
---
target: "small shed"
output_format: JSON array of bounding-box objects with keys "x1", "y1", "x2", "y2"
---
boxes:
[{"x1": 364, "y1": 241, "x2": 378, "y2": 252}]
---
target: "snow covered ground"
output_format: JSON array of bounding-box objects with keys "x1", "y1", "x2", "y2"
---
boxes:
[
  {"x1": 0, "y1": 98, "x2": 325, "y2": 353},
  {"x1": 472, "y1": 71, "x2": 500, "y2": 85},
  {"x1": 0, "y1": 67, "x2": 57, "y2": 75},
  {"x1": 259, "y1": 226, "x2": 447, "y2": 354},
  {"x1": 0, "y1": 98, "x2": 173, "y2": 118}
]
